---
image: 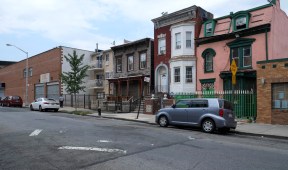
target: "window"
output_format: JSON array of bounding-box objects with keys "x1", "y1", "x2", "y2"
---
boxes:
[
  {"x1": 227, "y1": 38, "x2": 255, "y2": 69},
  {"x1": 97, "y1": 92, "x2": 105, "y2": 99},
  {"x1": 272, "y1": 83, "x2": 288, "y2": 109},
  {"x1": 105, "y1": 72, "x2": 111, "y2": 79},
  {"x1": 175, "y1": 100, "x2": 190, "y2": 108},
  {"x1": 116, "y1": 57, "x2": 122, "y2": 73},
  {"x1": 204, "y1": 20, "x2": 216, "y2": 37},
  {"x1": 127, "y1": 55, "x2": 134, "y2": 71},
  {"x1": 190, "y1": 100, "x2": 208, "y2": 108},
  {"x1": 206, "y1": 23, "x2": 212, "y2": 35},
  {"x1": 202, "y1": 48, "x2": 216, "y2": 73},
  {"x1": 140, "y1": 53, "x2": 146, "y2": 69},
  {"x1": 105, "y1": 54, "x2": 109, "y2": 65},
  {"x1": 174, "y1": 67, "x2": 180, "y2": 83},
  {"x1": 158, "y1": 38, "x2": 166, "y2": 55},
  {"x1": 231, "y1": 12, "x2": 251, "y2": 31},
  {"x1": 23, "y1": 68, "x2": 27, "y2": 78},
  {"x1": 175, "y1": 33, "x2": 181, "y2": 49},
  {"x1": 186, "y1": 32, "x2": 192, "y2": 48},
  {"x1": 29, "y1": 67, "x2": 33, "y2": 77},
  {"x1": 205, "y1": 52, "x2": 213, "y2": 72},
  {"x1": 186, "y1": 66, "x2": 192, "y2": 83},
  {"x1": 235, "y1": 16, "x2": 247, "y2": 30},
  {"x1": 231, "y1": 46, "x2": 251, "y2": 68},
  {"x1": 243, "y1": 47, "x2": 251, "y2": 67}
]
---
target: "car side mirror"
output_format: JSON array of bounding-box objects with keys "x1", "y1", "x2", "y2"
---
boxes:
[{"x1": 172, "y1": 104, "x2": 176, "y2": 108}]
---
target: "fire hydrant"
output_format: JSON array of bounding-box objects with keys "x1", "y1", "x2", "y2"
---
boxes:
[{"x1": 97, "y1": 107, "x2": 101, "y2": 116}]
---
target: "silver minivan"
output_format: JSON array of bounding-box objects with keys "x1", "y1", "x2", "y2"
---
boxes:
[{"x1": 155, "y1": 98, "x2": 237, "y2": 133}]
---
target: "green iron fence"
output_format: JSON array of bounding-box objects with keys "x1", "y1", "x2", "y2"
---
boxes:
[{"x1": 173, "y1": 90, "x2": 256, "y2": 118}]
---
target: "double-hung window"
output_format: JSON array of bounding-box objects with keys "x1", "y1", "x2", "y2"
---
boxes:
[
  {"x1": 23, "y1": 68, "x2": 27, "y2": 78},
  {"x1": 186, "y1": 66, "x2": 192, "y2": 83},
  {"x1": 105, "y1": 54, "x2": 109, "y2": 65},
  {"x1": 158, "y1": 38, "x2": 166, "y2": 55},
  {"x1": 175, "y1": 33, "x2": 181, "y2": 49},
  {"x1": 140, "y1": 53, "x2": 146, "y2": 69},
  {"x1": 231, "y1": 46, "x2": 251, "y2": 68},
  {"x1": 116, "y1": 57, "x2": 122, "y2": 73},
  {"x1": 174, "y1": 67, "x2": 180, "y2": 83},
  {"x1": 206, "y1": 23, "x2": 212, "y2": 35},
  {"x1": 127, "y1": 55, "x2": 134, "y2": 71},
  {"x1": 29, "y1": 68, "x2": 33, "y2": 77},
  {"x1": 186, "y1": 32, "x2": 192, "y2": 48}
]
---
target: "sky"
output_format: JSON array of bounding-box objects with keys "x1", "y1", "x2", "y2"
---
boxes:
[{"x1": 1, "y1": 0, "x2": 288, "y2": 62}]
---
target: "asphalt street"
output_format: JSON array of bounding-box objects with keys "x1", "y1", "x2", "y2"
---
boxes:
[{"x1": 1, "y1": 107, "x2": 288, "y2": 170}]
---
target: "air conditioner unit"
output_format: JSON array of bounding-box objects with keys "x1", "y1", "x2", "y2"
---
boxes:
[
  {"x1": 160, "y1": 50, "x2": 165, "y2": 55},
  {"x1": 176, "y1": 45, "x2": 181, "y2": 49}
]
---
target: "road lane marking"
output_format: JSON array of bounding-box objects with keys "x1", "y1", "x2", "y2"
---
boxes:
[
  {"x1": 58, "y1": 146, "x2": 127, "y2": 154},
  {"x1": 97, "y1": 140, "x2": 111, "y2": 143},
  {"x1": 29, "y1": 129, "x2": 42, "y2": 136},
  {"x1": 188, "y1": 136, "x2": 195, "y2": 140}
]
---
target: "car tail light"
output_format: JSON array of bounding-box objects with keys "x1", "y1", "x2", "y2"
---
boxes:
[
  {"x1": 219, "y1": 109, "x2": 224, "y2": 117},
  {"x1": 43, "y1": 102, "x2": 49, "y2": 104}
]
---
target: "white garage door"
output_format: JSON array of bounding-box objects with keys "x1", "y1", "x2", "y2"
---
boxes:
[
  {"x1": 47, "y1": 83, "x2": 59, "y2": 100},
  {"x1": 35, "y1": 84, "x2": 45, "y2": 99}
]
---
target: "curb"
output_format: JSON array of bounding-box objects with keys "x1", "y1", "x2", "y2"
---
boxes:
[
  {"x1": 86, "y1": 114, "x2": 157, "y2": 126},
  {"x1": 62, "y1": 111, "x2": 288, "y2": 140},
  {"x1": 233, "y1": 131, "x2": 288, "y2": 140}
]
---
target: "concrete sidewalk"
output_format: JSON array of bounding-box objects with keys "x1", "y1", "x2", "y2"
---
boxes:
[{"x1": 59, "y1": 107, "x2": 288, "y2": 140}]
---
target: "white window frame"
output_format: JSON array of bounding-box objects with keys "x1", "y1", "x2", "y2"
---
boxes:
[
  {"x1": 175, "y1": 33, "x2": 181, "y2": 49},
  {"x1": 186, "y1": 31, "x2": 192, "y2": 48},
  {"x1": 185, "y1": 66, "x2": 192, "y2": 83},
  {"x1": 206, "y1": 23, "x2": 212, "y2": 34},
  {"x1": 174, "y1": 67, "x2": 180, "y2": 83},
  {"x1": 158, "y1": 38, "x2": 166, "y2": 55}
]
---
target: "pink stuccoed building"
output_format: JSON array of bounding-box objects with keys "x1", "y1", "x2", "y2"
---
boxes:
[{"x1": 196, "y1": 0, "x2": 288, "y2": 92}]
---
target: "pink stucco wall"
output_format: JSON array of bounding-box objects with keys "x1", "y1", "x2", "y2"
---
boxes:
[
  {"x1": 270, "y1": 1, "x2": 288, "y2": 59},
  {"x1": 197, "y1": 0, "x2": 288, "y2": 91},
  {"x1": 197, "y1": 34, "x2": 267, "y2": 91}
]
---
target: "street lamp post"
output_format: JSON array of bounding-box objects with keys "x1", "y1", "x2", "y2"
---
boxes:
[{"x1": 6, "y1": 44, "x2": 29, "y2": 106}]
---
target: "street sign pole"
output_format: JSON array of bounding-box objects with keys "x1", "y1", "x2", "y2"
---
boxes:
[{"x1": 230, "y1": 59, "x2": 238, "y2": 106}]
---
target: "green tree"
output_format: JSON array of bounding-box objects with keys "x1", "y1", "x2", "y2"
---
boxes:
[{"x1": 61, "y1": 50, "x2": 89, "y2": 110}]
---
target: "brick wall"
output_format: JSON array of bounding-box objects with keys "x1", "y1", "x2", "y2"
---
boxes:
[
  {"x1": 0, "y1": 47, "x2": 62, "y2": 103},
  {"x1": 257, "y1": 60, "x2": 288, "y2": 125}
]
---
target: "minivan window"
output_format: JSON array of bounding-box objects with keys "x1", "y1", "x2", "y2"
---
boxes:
[
  {"x1": 175, "y1": 100, "x2": 190, "y2": 108},
  {"x1": 190, "y1": 100, "x2": 208, "y2": 108},
  {"x1": 219, "y1": 99, "x2": 233, "y2": 110}
]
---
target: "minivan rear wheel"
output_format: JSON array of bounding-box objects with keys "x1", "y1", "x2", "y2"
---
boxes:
[
  {"x1": 159, "y1": 116, "x2": 168, "y2": 127},
  {"x1": 202, "y1": 119, "x2": 215, "y2": 133}
]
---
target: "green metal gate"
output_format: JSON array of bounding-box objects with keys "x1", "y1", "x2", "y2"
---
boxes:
[{"x1": 173, "y1": 90, "x2": 256, "y2": 118}]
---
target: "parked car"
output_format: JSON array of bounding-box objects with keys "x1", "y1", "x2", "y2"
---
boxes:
[
  {"x1": 0, "y1": 96, "x2": 23, "y2": 107},
  {"x1": 30, "y1": 98, "x2": 60, "y2": 112},
  {"x1": 155, "y1": 98, "x2": 237, "y2": 133}
]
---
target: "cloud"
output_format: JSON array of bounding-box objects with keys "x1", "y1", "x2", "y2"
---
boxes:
[{"x1": 0, "y1": 0, "x2": 287, "y2": 54}]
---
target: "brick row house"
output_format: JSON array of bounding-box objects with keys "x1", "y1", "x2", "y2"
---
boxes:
[
  {"x1": 107, "y1": 38, "x2": 154, "y2": 100},
  {"x1": 0, "y1": 46, "x2": 93, "y2": 105},
  {"x1": 151, "y1": 6, "x2": 213, "y2": 95}
]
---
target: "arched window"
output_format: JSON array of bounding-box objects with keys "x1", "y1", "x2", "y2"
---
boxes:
[{"x1": 202, "y1": 48, "x2": 216, "y2": 73}]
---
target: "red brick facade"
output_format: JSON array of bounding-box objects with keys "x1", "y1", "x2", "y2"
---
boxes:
[{"x1": 0, "y1": 47, "x2": 62, "y2": 103}]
